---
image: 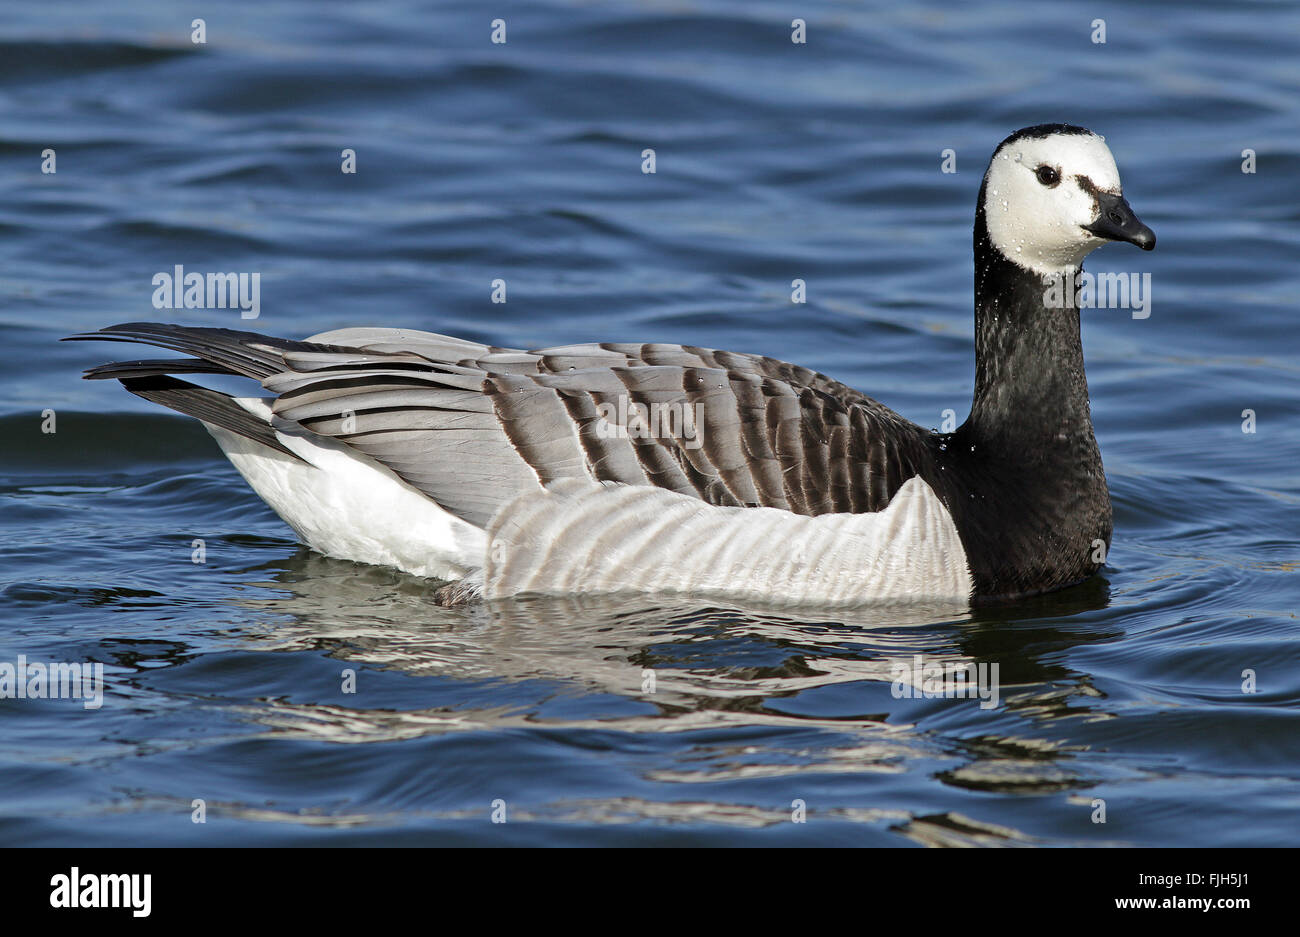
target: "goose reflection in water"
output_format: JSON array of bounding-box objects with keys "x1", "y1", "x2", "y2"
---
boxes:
[{"x1": 205, "y1": 549, "x2": 1119, "y2": 844}]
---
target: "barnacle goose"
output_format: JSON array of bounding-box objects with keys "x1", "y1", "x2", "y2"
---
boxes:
[{"x1": 70, "y1": 124, "x2": 1155, "y2": 606}]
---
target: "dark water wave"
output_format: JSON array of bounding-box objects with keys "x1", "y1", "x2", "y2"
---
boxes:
[
  {"x1": 0, "y1": 412, "x2": 219, "y2": 473},
  {"x1": 0, "y1": 39, "x2": 199, "y2": 84}
]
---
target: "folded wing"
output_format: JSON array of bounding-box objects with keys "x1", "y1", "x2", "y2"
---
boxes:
[{"x1": 71, "y1": 323, "x2": 936, "y2": 530}]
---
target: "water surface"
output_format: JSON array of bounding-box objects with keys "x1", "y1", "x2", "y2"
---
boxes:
[{"x1": 2, "y1": 0, "x2": 1298, "y2": 846}]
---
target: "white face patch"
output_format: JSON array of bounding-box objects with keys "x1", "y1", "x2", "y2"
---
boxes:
[{"x1": 982, "y1": 131, "x2": 1124, "y2": 275}]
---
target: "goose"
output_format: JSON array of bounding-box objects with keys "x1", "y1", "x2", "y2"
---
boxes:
[{"x1": 70, "y1": 123, "x2": 1155, "y2": 607}]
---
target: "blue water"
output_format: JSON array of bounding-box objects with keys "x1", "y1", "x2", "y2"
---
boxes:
[{"x1": 2, "y1": 0, "x2": 1298, "y2": 846}]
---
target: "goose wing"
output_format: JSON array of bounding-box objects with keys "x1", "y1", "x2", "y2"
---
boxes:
[{"x1": 73, "y1": 323, "x2": 936, "y2": 529}]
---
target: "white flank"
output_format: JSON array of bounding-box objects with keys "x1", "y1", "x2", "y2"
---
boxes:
[{"x1": 483, "y1": 476, "x2": 973, "y2": 606}]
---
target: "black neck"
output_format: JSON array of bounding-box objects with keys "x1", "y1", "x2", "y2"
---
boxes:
[
  {"x1": 963, "y1": 201, "x2": 1096, "y2": 454},
  {"x1": 932, "y1": 190, "x2": 1112, "y2": 599}
]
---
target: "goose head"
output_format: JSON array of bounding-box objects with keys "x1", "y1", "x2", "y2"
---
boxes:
[{"x1": 980, "y1": 124, "x2": 1155, "y2": 277}]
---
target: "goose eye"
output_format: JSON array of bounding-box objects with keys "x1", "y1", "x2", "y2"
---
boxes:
[{"x1": 1035, "y1": 165, "x2": 1060, "y2": 186}]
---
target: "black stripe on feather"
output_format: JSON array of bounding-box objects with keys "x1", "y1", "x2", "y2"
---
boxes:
[{"x1": 118, "y1": 375, "x2": 306, "y2": 462}]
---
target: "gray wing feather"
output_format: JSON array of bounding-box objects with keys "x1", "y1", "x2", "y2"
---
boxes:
[{"x1": 71, "y1": 324, "x2": 933, "y2": 530}]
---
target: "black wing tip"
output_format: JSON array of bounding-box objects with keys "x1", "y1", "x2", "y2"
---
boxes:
[
  {"x1": 62, "y1": 322, "x2": 177, "y2": 342},
  {"x1": 65, "y1": 322, "x2": 269, "y2": 381},
  {"x1": 80, "y1": 358, "x2": 234, "y2": 381}
]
